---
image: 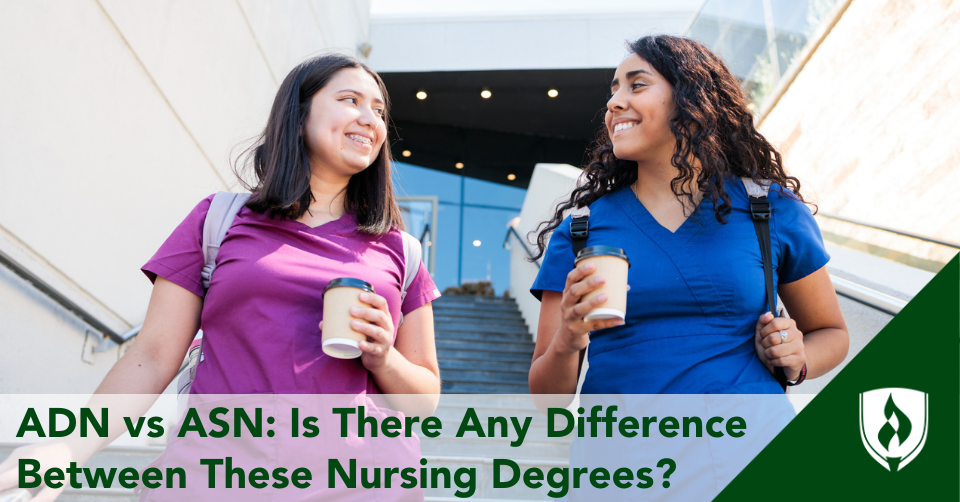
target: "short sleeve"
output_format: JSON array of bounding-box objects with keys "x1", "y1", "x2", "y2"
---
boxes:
[
  {"x1": 772, "y1": 189, "x2": 830, "y2": 284},
  {"x1": 530, "y1": 215, "x2": 576, "y2": 301},
  {"x1": 141, "y1": 194, "x2": 215, "y2": 298},
  {"x1": 400, "y1": 261, "x2": 441, "y2": 316}
]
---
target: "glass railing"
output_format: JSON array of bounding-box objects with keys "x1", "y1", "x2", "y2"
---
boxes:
[{"x1": 685, "y1": 0, "x2": 841, "y2": 112}]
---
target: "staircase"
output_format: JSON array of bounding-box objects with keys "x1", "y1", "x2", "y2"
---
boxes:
[{"x1": 432, "y1": 295, "x2": 536, "y2": 394}]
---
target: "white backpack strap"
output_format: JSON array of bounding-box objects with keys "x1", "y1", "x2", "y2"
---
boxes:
[
  {"x1": 740, "y1": 177, "x2": 772, "y2": 197},
  {"x1": 397, "y1": 231, "x2": 423, "y2": 326},
  {"x1": 201, "y1": 192, "x2": 252, "y2": 289},
  {"x1": 400, "y1": 230, "x2": 422, "y2": 301}
]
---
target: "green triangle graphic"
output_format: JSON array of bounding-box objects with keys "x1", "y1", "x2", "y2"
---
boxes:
[{"x1": 715, "y1": 254, "x2": 959, "y2": 501}]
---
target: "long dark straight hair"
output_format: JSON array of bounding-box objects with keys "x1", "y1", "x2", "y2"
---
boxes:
[
  {"x1": 532, "y1": 35, "x2": 807, "y2": 259},
  {"x1": 234, "y1": 53, "x2": 403, "y2": 235}
]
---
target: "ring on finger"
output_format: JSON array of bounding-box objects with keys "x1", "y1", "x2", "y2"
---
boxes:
[{"x1": 779, "y1": 329, "x2": 788, "y2": 344}]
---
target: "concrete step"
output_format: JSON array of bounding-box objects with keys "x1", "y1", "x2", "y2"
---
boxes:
[
  {"x1": 440, "y1": 358, "x2": 531, "y2": 373},
  {"x1": 434, "y1": 314, "x2": 526, "y2": 326},
  {"x1": 438, "y1": 348, "x2": 533, "y2": 363},
  {"x1": 435, "y1": 339, "x2": 535, "y2": 353},
  {"x1": 435, "y1": 329, "x2": 532, "y2": 343},
  {"x1": 435, "y1": 296, "x2": 518, "y2": 305},
  {"x1": 442, "y1": 380, "x2": 530, "y2": 394},
  {"x1": 432, "y1": 309, "x2": 526, "y2": 321},
  {"x1": 441, "y1": 369, "x2": 528, "y2": 384},
  {"x1": 436, "y1": 322, "x2": 529, "y2": 334},
  {"x1": 433, "y1": 303, "x2": 523, "y2": 314}
]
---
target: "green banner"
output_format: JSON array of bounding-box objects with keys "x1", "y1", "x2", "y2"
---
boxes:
[{"x1": 716, "y1": 255, "x2": 959, "y2": 500}]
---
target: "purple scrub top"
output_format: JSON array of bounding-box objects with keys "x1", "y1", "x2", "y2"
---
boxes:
[{"x1": 142, "y1": 194, "x2": 441, "y2": 394}]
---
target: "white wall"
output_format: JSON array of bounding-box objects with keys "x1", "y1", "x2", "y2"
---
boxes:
[
  {"x1": 368, "y1": 0, "x2": 699, "y2": 72},
  {"x1": 0, "y1": 0, "x2": 371, "y2": 392},
  {"x1": 510, "y1": 163, "x2": 582, "y2": 340}
]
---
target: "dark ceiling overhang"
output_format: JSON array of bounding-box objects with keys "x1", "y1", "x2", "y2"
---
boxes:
[{"x1": 381, "y1": 68, "x2": 614, "y2": 188}]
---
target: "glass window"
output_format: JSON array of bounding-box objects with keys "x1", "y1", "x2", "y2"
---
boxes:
[{"x1": 393, "y1": 162, "x2": 525, "y2": 295}]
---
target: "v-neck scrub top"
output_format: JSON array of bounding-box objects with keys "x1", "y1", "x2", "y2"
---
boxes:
[
  {"x1": 531, "y1": 180, "x2": 829, "y2": 394},
  {"x1": 142, "y1": 194, "x2": 441, "y2": 394}
]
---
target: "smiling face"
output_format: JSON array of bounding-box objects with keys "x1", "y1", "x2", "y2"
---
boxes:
[
  {"x1": 605, "y1": 53, "x2": 677, "y2": 163},
  {"x1": 303, "y1": 67, "x2": 388, "y2": 181}
]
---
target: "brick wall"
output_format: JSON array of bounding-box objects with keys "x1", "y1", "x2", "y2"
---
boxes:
[{"x1": 758, "y1": 0, "x2": 960, "y2": 266}]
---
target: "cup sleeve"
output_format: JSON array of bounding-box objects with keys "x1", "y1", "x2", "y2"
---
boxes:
[{"x1": 530, "y1": 216, "x2": 576, "y2": 301}]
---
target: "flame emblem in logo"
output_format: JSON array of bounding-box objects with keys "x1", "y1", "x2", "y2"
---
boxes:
[{"x1": 860, "y1": 388, "x2": 928, "y2": 472}]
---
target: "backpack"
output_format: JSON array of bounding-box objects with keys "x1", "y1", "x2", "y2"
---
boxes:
[
  {"x1": 176, "y1": 192, "x2": 422, "y2": 397},
  {"x1": 568, "y1": 178, "x2": 789, "y2": 388}
]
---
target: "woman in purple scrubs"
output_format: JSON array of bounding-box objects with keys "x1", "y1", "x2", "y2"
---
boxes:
[
  {"x1": 0, "y1": 54, "x2": 441, "y2": 501},
  {"x1": 529, "y1": 36, "x2": 850, "y2": 395},
  {"x1": 135, "y1": 54, "x2": 442, "y2": 396}
]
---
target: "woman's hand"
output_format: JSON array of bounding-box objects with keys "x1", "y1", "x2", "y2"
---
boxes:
[
  {"x1": 754, "y1": 311, "x2": 806, "y2": 382},
  {"x1": 351, "y1": 292, "x2": 397, "y2": 372},
  {"x1": 318, "y1": 292, "x2": 396, "y2": 371},
  {"x1": 554, "y1": 262, "x2": 624, "y2": 355}
]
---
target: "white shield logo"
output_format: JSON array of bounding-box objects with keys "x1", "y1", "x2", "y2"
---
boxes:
[{"x1": 859, "y1": 388, "x2": 928, "y2": 471}]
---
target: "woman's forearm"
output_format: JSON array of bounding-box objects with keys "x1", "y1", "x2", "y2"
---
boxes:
[
  {"x1": 801, "y1": 327, "x2": 849, "y2": 379},
  {"x1": 370, "y1": 347, "x2": 441, "y2": 395},
  {"x1": 94, "y1": 343, "x2": 181, "y2": 395},
  {"x1": 528, "y1": 337, "x2": 582, "y2": 395}
]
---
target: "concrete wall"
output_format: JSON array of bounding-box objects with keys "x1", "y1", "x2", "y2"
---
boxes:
[
  {"x1": 758, "y1": 0, "x2": 960, "y2": 266},
  {"x1": 368, "y1": 1, "x2": 699, "y2": 72},
  {"x1": 510, "y1": 163, "x2": 582, "y2": 340},
  {"x1": 0, "y1": 0, "x2": 371, "y2": 392}
]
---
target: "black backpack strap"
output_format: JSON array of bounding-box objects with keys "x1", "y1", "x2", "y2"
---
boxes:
[
  {"x1": 570, "y1": 213, "x2": 590, "y2": 258},
  {"x1": 743, "y1": 178, "x2": 788, "y2": 389},
  {"x1": 749, "y1": 196, "x2": 776, "y2": 314}
]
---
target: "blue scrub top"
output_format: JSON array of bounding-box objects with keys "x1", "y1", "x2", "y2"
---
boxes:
[{"x1": 530, "y1": 179, "x2": 829, "y2": 394}]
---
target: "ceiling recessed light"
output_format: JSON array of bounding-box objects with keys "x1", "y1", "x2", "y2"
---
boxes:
[
  {"x1": 455, "y1": 162, "x2": 464, "y2": 169},
  {"x1": 480, "y1": 89, "x2": 492, "y2": 99},
  {"x1": 507, "y1": 174, "x2": 516, "y2": 181},
  {"x1": 472, "y1": 240, "x2": 481, "y2": 247},
  {"x1": 401, "y1": 150, "x2": 411, "y2": 157},
  {"x1": 416, "y1": 91, "x2": 427, "y2": 100},
  {"x1": 547, "y1": 89, "x2": 559, "y2": 98}
]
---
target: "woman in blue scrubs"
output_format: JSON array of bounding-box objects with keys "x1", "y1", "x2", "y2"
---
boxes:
[{"x1": 529, "y1": 35, "x2": 849, "y2": 395}]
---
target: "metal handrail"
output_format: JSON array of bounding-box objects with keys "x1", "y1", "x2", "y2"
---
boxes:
[
  {"x1": 0, "y1": 248, "x2": 137, "y2": 345},
  {"x1": 818, "y1": 212, "x2": 960, "y2": 249},
  {"x1": 829, "y1": 275, "x2": 905, "y2": 316},
  {"x1": 503, "y1": 226, "x2": 541, "y2": 269}
]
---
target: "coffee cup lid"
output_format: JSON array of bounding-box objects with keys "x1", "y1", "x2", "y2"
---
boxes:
[
  {"x1": 575, "y1": 245, "x2": 630, "y2": 266},
  {"x1": 323, "y1": 277, "x2": 375, "y2": 294}
]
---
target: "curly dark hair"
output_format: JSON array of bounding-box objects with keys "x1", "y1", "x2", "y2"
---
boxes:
[{"x1": 532, "y1": 35, "x2": 808, "y2": 259}]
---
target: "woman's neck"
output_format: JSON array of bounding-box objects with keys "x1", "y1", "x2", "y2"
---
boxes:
[
  {"x1": 304, "y1": 167, "x2": 350, "y2": 222},
  {"x1": 633, "y1": 156, "x2": 703, "y2": 215}
]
